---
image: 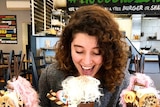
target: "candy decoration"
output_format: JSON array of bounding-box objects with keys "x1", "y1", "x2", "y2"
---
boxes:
[
  {"x1": 0, "y1": 90, "x2": 24, "y2": 107},
  {"x1": 120, "y1": 73, "x2": 160, "y2": 107},
  {"x1": 46, "y1": 90, "x2": 68, "y2": 107},
  {"x1": 139, "y1": 93, "x2": 157, "y2": 107},
  {"x1": 0, "y1": 95, "x2": 15, "y2": 107},
  {"x1": 136, "y1": 88, "x2": 158, "y2": 107},
  {"x1": 0, "y1": 55, "x2": 40, "y2": 107},
  {"x1": 56, "y1": 90, "x2": 68, "y2": 104},
  {"x1": 7, "y1": 76, "x2": 39, "y2": 107},
  {"x1": 124, "y1": 90, "x2": 136, "y2": 103}
]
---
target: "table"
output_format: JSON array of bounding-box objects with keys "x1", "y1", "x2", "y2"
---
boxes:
[
  {"x1": 144, "y1": 54, "x2": 160, "y2": 73},
  {"x1": 0, "y1": 65, "x2": 8, "y2": 69}
]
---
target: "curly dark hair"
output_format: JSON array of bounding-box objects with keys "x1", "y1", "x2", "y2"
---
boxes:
[{"x1": 55, "y1": 4, "x2": 128, "y2": 92}]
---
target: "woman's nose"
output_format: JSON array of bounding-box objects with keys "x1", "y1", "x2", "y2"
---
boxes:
[{"x1": 83, "y1": 54, "x2": 92, "y2": 65}]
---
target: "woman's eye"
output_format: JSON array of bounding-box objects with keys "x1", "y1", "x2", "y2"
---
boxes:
[
  {"x1": 94, "y1": 52, "x2": 101, "y2": 55},
  {"x1": 93, "y1": 50, "x2": 101, "y2": 55},
  {"x1": 76, "y1": 51, "x2": 83, "y2": 54}
]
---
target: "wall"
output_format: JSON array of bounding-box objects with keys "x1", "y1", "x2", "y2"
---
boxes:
[
  {"x1": 0, "y1": 0, "x2": 30, "y2": 54},
  {"x1": 115, "y1": 18, "x2": 132, "y2": 39},
  {"x1": 116, "y1": 16, "x2": 160, "y2": 52},
  {"x1": 141, "y1": 18, "x2": 160, "y2": 41},
  {"x1": 141, "y1": 18, "x2": 160, "y2": 51},
  {"x1": 132, "y1": 15, "x2": 142, "y2": 40}
]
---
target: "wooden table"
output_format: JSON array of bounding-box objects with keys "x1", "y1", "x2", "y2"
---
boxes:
[{"x1": 0, "y1": 65, "x2": 8, "y2": 69}]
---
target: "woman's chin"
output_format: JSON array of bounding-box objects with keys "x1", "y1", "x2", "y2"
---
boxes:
[{"x1": 82, "y1": 72, "x2": 94, "y2": 76}]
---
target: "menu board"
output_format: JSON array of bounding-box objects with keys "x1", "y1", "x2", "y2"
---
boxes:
[
  {"x1": 67, "y1": 0, "x2": 160, "y2": 15},
  {"x1": 0, "y1": 15, "x2": 17, "y2": 44}
]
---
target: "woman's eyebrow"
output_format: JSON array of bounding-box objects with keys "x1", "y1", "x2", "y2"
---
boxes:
[
  {"x1": 73, "y1": 44, "x2": 83, "y2": 48},
  {"x1": 74, "y1": 44, "x2": 99, "y2": 49}
]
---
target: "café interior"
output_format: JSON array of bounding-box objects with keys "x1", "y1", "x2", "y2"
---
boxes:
[{"x1": 0, "y1": 0, "x2": 160, "y2": 105}]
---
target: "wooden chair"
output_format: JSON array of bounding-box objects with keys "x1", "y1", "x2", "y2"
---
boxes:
[
  {"x1": 0, "y1": 50, "x2": 14, "y2": 89},
  {"x1": 14, "y1": 50, "x2": 22, "y2": 68},
  {"x1": 4, "y1": 50, "x2": 15, "y2": 83},
  {"x1": 139, "y1": 54, "x2": 145, "y2": 73},
  {"x1": 125, "y1": 36, "x2": 145, "y2": 74},
  {"x1": 128, "y1": 54, "x2": 136, "y2": 74},
  {"x1": 0, "y1": 50, "x2": 3, "y2": 64},
  {"x1": 21, "y1": 51, "x2": 46, "y2": 91},
  {"x1": 128, "y1": 53, "x2": 145, "y2": 74},
  {"x1": 1, "y1": 50, "x2": 14, "y2": 65},
  {"x1": 4, "y1": 50, "x2": 22, "y2": 78}
]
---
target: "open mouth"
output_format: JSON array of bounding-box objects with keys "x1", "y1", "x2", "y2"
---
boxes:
[{"x1": 81, "y1": 66, "x2": 94, "y2": 75}]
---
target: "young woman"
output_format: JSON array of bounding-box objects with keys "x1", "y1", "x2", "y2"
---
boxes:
[{"x1": 39, "y1": 4, "x2": 130, "y2": 107}]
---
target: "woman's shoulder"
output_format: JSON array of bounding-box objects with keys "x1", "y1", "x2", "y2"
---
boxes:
[
  {"x1": 123, "y1": 70, "x2": 131, "y2": 88},
  {"x1": 43, "y1": 63, "x2": 65, "y2": 77},
  {"x1": 105, "y1": 71, "x2": 131, "y2": 106},
  {"x1": 39, "y1": 63, "x2": 66, "y2": 90}
]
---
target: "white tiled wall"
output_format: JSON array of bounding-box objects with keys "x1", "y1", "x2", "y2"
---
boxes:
[
  {"x1": 116, "y1": 17, "x2": 160, "y2": 51},
  {"x1": 141, "y1": 19, "x2": 160, "y2": 51},
  {"x1": 141, "y1": 19, "x2": 160, "y2": 41}
]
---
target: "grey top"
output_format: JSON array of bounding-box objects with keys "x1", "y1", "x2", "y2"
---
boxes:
[{"x1": 38, "y1": 63, "x2": 130, "y2": 107}]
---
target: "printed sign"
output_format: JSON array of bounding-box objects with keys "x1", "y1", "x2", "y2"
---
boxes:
[
  {"x1": 0, "y1": 15, "x2": 17, "y2": 44},
  {"x1": 67, "y1": 0, "x2": 160, "y2": 14}
]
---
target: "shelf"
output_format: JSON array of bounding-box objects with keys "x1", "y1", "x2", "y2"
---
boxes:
[
  {"x1": 51, "y1": 9, "x2": 69, "y2": 36},
  {"x1": 131, "y1": 40, "x2": 141, "y2": 42},
  {"x1": 41, "y1": 47, "x2": 55, "y2": 51},
  {"x1": 52, "y1": 9, "x2": 65, "y2": 16},
  {"x1": 145, "y1": 54, "x2": 159, "y2": 62},
  {"x1": 32, "y1": 34, "x2": 57, "y2": 37},
  {"x1": 145, "y1": 53, "x2": 160, "y2": 55},
  {"x1": 40, "y1": 47, "x2": 56, "y2": 64},
  {"x1": 147, "y1": 40, "x2": 160, "y2": 41}
]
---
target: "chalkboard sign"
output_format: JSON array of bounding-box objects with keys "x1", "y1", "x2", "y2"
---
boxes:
[
  {"x1": 67, "y1": 0, "x2": 160, "y2": 15},
  {"x1": 0, "y1": 15, "x2": 17, "y2": 44}
]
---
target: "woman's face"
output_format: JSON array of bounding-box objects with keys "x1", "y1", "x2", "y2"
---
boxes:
[{"x1": 71, "y1": 33, "x2": 103, "y2": 77}]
